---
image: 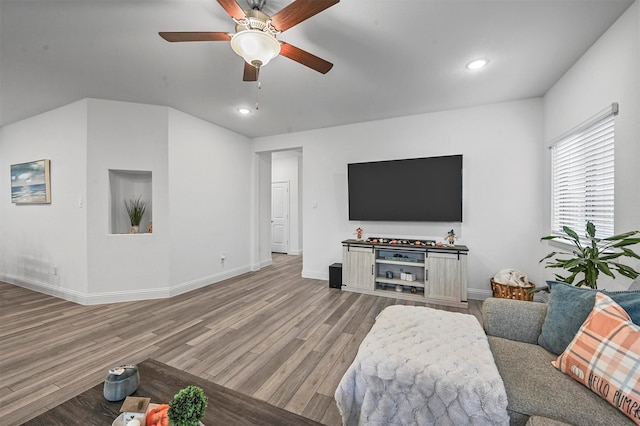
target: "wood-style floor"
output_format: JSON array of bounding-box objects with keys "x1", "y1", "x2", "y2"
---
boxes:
[{"x1": 0, "y1": 254, "x2": 483, "y2": 426}]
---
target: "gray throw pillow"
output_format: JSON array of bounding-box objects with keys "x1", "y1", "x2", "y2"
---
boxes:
[{"x1": 537, "y1": 281, "x2": 640, "y2": 355}]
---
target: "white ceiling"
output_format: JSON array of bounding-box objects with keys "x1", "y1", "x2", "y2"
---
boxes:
[{"x1": 0, "y1": 0, "x2": 634, "y2": 138}]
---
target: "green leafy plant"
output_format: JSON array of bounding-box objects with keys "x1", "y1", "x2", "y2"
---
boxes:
[
  {"x1": 539, "y1": 221, "x2": 640, "y2": 289},
  {"x1": 124, "y1": 195, "x2": 146, "y2": 227},
  {"x1": 167, "y1": 385, "x2": 207, "y2": 426}
]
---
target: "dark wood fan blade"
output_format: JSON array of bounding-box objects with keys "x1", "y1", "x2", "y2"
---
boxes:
[
  {"x1": 159, "y1": 32, "x2": 231, "y2": 42},
  {"x1": 280, "y1": 42, "x2": 333, "y2": 74},
  {"x1": 271, "y1": 0, "x2": 339, "y2": 32},
  {"x1": 217, "y1": 0, "x2": 246, "y2": 20},
  {"x1": 243, "y1": 62, "x2": 259, "y2": 81}
]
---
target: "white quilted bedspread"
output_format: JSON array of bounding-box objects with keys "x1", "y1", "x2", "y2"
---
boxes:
[{"x1": 335, "y1": 305, "x2": 509, "y2": 426}]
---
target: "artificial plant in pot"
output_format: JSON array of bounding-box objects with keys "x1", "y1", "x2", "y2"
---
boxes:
[
  {"x1": 539, "y1": 221, "x2": 640, "y2": 289},
  {"x1": 167, "y1": 385, "x2": 208, "y2": 426},
  {"x1": 124, "y1": 195, "x2": 146, "y2": 233}
]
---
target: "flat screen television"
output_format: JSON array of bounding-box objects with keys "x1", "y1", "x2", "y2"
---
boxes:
[{"x1": 348, "y1": 155, "x2": 463, "y2": 222}]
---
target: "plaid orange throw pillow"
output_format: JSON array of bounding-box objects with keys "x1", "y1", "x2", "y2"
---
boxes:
[{"x1": 553, "y1": 292, "x2": 640, "y2": 424}]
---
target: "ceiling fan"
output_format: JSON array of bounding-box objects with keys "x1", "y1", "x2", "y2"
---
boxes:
[{"x1": 159, "y1": 0, "x2": 339, "y2": 81}]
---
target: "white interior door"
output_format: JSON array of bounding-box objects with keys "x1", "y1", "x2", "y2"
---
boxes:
[{"x1": 271, "y1": 181, "x2": 289, "y2": 253}]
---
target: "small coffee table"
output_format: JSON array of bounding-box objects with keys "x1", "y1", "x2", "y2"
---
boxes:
[{"x1": 24, "y1": 359, "x2": 322, "y2": 425}]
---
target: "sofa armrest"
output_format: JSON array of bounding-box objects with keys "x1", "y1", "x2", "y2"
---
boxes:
[{"x1": 482, "y1": 298, "x2": 547, "y2": 344}]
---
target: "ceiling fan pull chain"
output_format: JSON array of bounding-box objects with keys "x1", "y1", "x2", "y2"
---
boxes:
[{"x1": 255, "y1": 81, "x2": 262, "y2": 110}]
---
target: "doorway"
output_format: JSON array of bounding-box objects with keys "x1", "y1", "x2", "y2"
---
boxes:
[
  {"x1": 270, "y1": 149, "x2": 303, "y2": 257},
  {"x1": 271, "y1": 181, "x2": 289, "y2": 253}
]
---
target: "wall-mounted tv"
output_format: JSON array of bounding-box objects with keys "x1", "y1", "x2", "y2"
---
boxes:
[{"x1": 348, "y1": 155, "x2": 463, "y2": 222}]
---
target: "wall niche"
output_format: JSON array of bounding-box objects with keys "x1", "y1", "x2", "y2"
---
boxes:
[{"x1": 109, "y1": 170, "x2": 152, "y2": 234}]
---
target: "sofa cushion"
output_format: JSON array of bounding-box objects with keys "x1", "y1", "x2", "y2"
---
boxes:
[
  {"x1": 538, "y1": 281, "x2": 640, "y2": 355},
  {"x1": 487, "y1": 335, "x2": 631, "y2": 426},
  {"x1": 553, "y1": 293, "x2": 640, "y2": 424},
  {"x1": 483, "y1": 298, "x2": 547, "y2": 344}
]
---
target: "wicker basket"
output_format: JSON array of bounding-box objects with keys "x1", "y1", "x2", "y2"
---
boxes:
[{"x1": 490, "y1": 278, "x2": 535, "y2": 301}]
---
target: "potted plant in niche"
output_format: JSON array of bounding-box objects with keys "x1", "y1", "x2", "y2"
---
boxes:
[
  {"x1": 539, "y1": 221, "x2": 640, "y2": 289},
  {"x1": 124, "y1": 195, "x2": 146, "y2": 234}
]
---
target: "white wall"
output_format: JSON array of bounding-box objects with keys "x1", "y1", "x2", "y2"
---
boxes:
[
  {"x1": 0, "y1": 100, "x2": 89, "y2": 300},
  {"x1": 86, "y1": 99, "x2": 171, "y2": 302},
  {"x1": 253, "y1": 98, "x2": 545, "y2": 298},
  {"x1": 272, "y1": 150, "x2": 303, "y2": 255},
  {"x1": 167, "y1": 108, "x2": 253, "y2": 292},
  {"x1": 543, "y1": 1, "x2": 639, "y2": 291},
  {"x1": 1, "y1": 98, "x2": 254, "y2": 304}
]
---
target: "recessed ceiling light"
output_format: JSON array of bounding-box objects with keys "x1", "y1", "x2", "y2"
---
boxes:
[
  {"x1": 466, "y1": 58, "x2": 489, "y2": 70},
  {"x1": 237, "y1": 107, "x2": 251, "y2": 115}
]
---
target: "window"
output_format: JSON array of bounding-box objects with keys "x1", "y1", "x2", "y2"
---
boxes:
[{"x1": 550, "y1": 103, "x2": 617, "y2": 239}]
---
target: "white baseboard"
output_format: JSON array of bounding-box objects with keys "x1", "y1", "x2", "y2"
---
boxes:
[
  {"x1": 301, "y1": 269, "x2": 328, "y2": 280},
  {"x1": 170, "y1": 265, "x2": 251, "y2": 297},
  {"x1": 287, "y1": 249, "x2": 303, "y2": 256},
  {"x1": 3, "y1": 264, "x2": 253, "y2": 305},
  {"x1": 250, "y1": 258, "x2": 273, "y2": 271},
  {"x1": 84, "y1": 288, "x2": 170, "y2": 305},
  {"x1": 7, "y1": 267, "x2": 545, "y2": 307},
  {"x1": 260, "y1": 258, "x2": 273, "y2": 268},
  {"x1": 2, "y1": 273, "x2": 91, "y2": 304},
  {"x1": 2, "y1": 274, "x2": 170, "y2": 305}
]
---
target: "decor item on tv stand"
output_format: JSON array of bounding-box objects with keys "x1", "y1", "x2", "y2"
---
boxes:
[
  {"x1": 445, "y1": 229, "x2": 457, "y2": 247},
  {"x1": 124, "y1": 195, "x2": 147, "y2": 234}
]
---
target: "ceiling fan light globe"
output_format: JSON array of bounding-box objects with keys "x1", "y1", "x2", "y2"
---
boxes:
[{"x1": 231, "y1": 30, "x2": 281, "y2": 68}]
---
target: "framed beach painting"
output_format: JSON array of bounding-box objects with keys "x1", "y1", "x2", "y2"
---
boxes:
[{"x1": 11, "y1": 159, "x2": 51, "y2": 204}]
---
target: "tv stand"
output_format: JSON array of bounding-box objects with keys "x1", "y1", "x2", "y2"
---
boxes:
[{"x1": 341, "y1": 239, "x2": 468, "y2": 308}]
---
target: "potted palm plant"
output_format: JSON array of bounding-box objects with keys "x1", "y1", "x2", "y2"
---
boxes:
[
  {"x1": 539, "y1": 221, "x2": 640, "y2": 289},
  {"x1": 124, "y1": 195, "x2": 146, "y2": 234}
]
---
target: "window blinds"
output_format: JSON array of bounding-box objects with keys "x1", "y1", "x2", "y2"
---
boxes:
[{"x1": 550, "y1": 103, "x2": 617, "y2": 239}]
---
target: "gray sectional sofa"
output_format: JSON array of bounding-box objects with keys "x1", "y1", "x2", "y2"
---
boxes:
[{"x1": 482, "y1": 297, "x2": 633, "y2": 425}]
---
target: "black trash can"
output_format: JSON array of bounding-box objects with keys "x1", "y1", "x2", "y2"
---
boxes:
[{"x1": 329, "y1": 263, "x2": 342, "y2": 289}]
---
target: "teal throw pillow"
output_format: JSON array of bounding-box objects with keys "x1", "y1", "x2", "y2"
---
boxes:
[{"x1": 538, "y1": 281, "x2": 640, "y2": 355}]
